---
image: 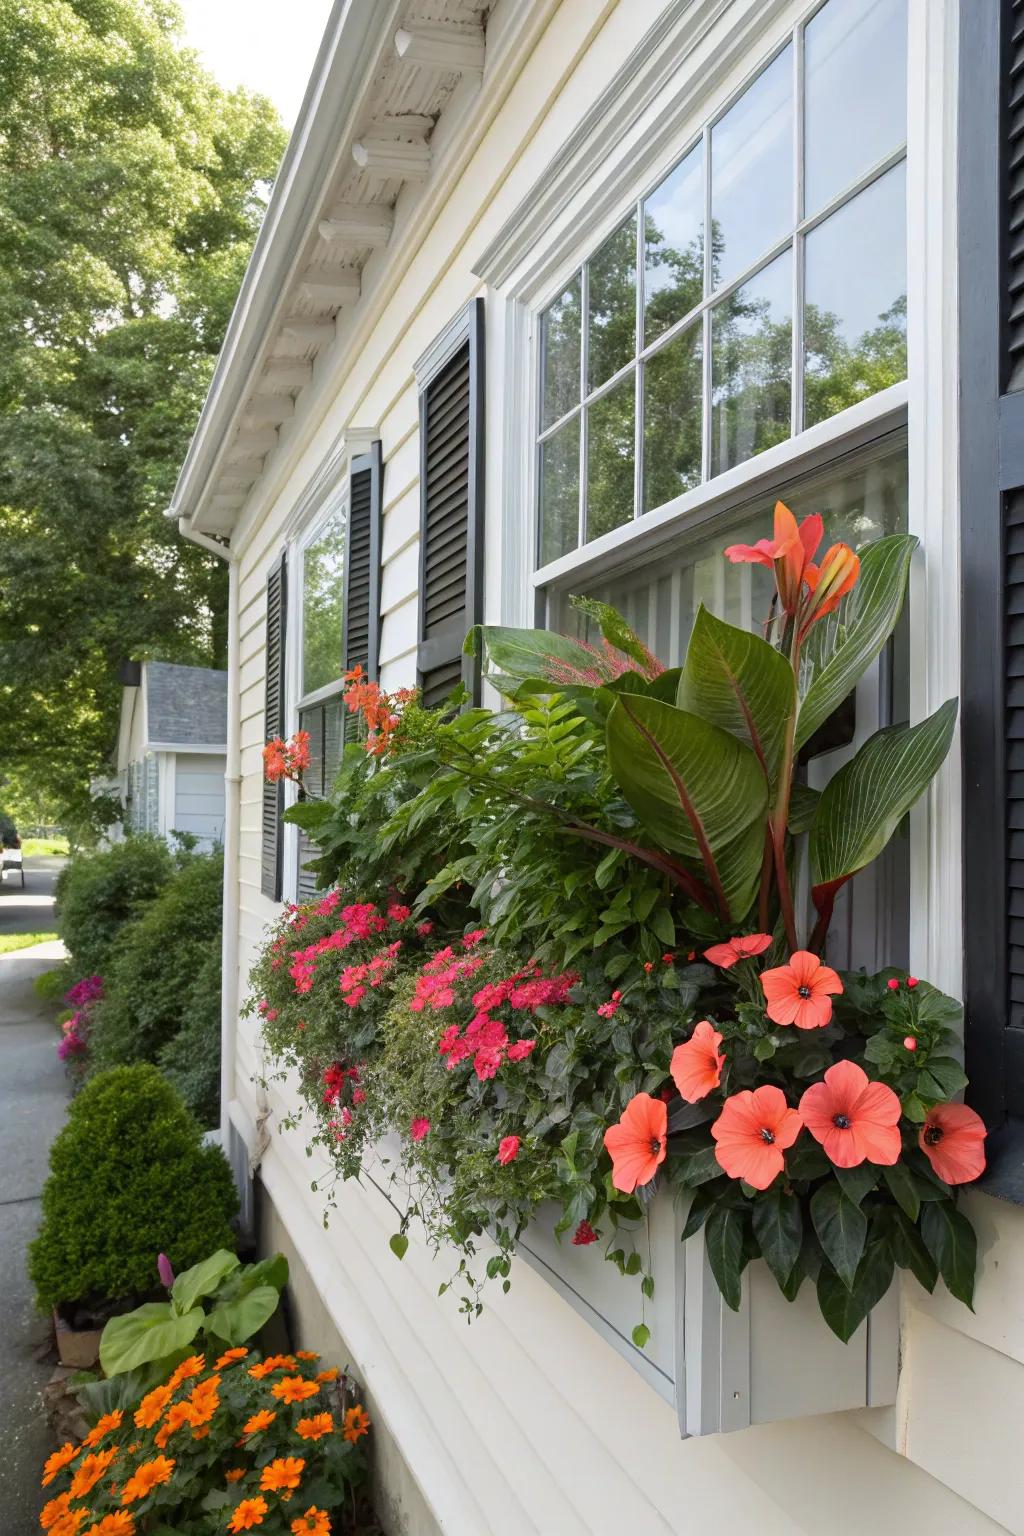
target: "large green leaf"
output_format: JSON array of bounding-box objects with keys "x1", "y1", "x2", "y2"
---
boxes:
[
  {"x1": 752, "y1": 1187, "x2": 803, "y2": 1288},
  {"x1": 810, "y1": 700, "x2": 958, "y2": 905},
  {"x1": 606, "y1": 694, "x2": 768, "y2": 920},
  {"x1": 704, "y1": 1206, "x2": 748, "y2": 1312},
  {"x1": 678, "y1": 606, "x2": 796, "y2": 783},
  {"x1": 467, "y1": 624, "x2": 621, "y2": 692},
  {"x1": 796, "y1": 534, "x2": 917, "y2": 750},
  {"x1": 206, "y1": 1285, "x2": 281, "y2": 1346},
  {"x1": 920, "y1": 1200, "x2": 977, "y2": 1307},
  {"x1": 171, "y1": 1249, "x2": 239, "y2": 1315},
  {"x1": 99, "y1": 1303, "x2": 204, "y2": 1378},
  {"x1": 816, "y1": 1237, "x2": 894, "y2": 1342},
  {"x1": 810, "y1": 1182, "x2": 867, "y2": 1289}
]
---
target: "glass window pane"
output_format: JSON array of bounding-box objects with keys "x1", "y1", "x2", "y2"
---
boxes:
[
  {"x1": 804, "y1": 0, "x2": 907, "y2": 216},
  {"x1": 803, "y1": 161, "x2": 906, "y2": 429},
  {"x1": 541, "y1": 274, "x2": 582, "y2": 429},
  {"x1": 540, "y1": 417, "x2": 580, "y2": 565},
  {"x1": 588, "y1": 215, "x2": 638, "y2": 391},
  {"x1": 301, "y1": 508, "x2": 345, "y2": 696},
  {"x1": 586, "y1": 374, "x2": 636, "y2": 541},
  {"x1": 644, "y1": 145, "x2": 704, "y2": 343},
  {"x1": 642, "y1": 323, "x2": 703, "y2": 513},
  {"x1": 711, "y1": 47, "x2": 792, "y2": 290},
  {"x1": 711, "y1": 249, "x2": 792, "y2": 476}
]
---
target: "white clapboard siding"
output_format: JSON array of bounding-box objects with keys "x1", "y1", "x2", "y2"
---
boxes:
[{"x1": 172, "y1": 753, "x2": 226, "y2": 847}]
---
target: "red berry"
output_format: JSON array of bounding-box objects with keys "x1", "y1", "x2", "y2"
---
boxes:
[
  {"x1": 887, "y1": 978, "x2": 900, "y2": 991},
  {"x1": 903, "y1": 1036, "x2": 917, "y2": 1052}
]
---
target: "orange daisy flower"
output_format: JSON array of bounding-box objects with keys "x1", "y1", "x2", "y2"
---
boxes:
[
  {"x1": 315, "y1": 1369, "x2": 338, "y2": 1384},
  {"x1": 919, "y1": 1101, "x2": 987, "y2": 1184},
  {"x1": 704, "y1": 934, "x2": 772, "y2": 969},
  {"x1": 602, "y1": 1092, "x2": 667, "y2": 1193},
  {"x1": 40, "y1": 1492, "x2": 72, "y2": 1529},
  {"x1": 228, "y1": 1496, "x2": 269, "y2": 1531},
  {"x1": 295, "y1": 1351, "x2": 319, "y2": 1362},
  {"x1": 216, "y1": 1347, "x2": 250, "y2": 1369},
  {"x1": 759, "y1": 950, "x2": 843, "y2": 1030},
  {"x1": 48, "y1": 1512, "x2": 89, "y2": 1536},
  {"x1": 342, "y1": 1406, "x2": 371, "y2": 1444},
  {"x1": 711, "y1": 1086, "x2": 803, "y2": 1189},
  {"x1": 133, "y1": 1384, "x2": 172, "y2": 1429},
  {"x1": 166, "y1": 1355, "x2": 205, "y2": 1392},
  {"x1": 670, "y1": 1021, "x2": 725, "y2": 1102},
  {"x1": 83, "y1": 1411, "x2": 123, "y2": 1448},
  {"x1": 120, "y1": 1455, "x2": 175, "y2": 1505},
  {"x1": 70, "y1": 1449, "x2": 117, "y2": 1499},
  {"x1": 225, "y1": 1469, "x2": 246, "y2": 1483},
  {"x1": 271, "y1": 1376, "x2": 319, "y2": 1405},
  {"x1": 242, "y1": 1409, "x2": 277, "y2": 1436},
  {"x1": 290, "y1": 1509, "x2": 330, "y2": 1536},
  {"x1": 82, "y1": 1514, "x2": 135, "y2": 1536},
  {"x1": 249, "y1": 1354, "x2": 296, "y2": 1380},
  {"x1": 295, "y1": 1413, "x2": 333, "y2": 1442},
  {"x1": 260, "y1": 1457, "x2": 305, "y2": 1499},
  {"x1": 799, "y1": 1060, "x2": 902, "y2": 1167},
  {"x1": 154, "y1": 1401, "x2": 196, "y2": 1449},
  {"x1": 42, "y1": 1443, "x2": 78, "y2": 1486}
]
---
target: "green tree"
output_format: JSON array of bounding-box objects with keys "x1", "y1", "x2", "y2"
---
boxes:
[{"x1": 0, "y1": 0, "x2": 287, "y2": 827}]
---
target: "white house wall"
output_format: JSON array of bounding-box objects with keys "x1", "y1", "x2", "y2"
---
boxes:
[{"x1": 224, "y1": 1, "x2": 1019, "y2": 1531}]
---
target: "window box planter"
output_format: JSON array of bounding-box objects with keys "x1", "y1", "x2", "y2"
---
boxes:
[{"x1": 518, "y1": 1195, "x2": 898, "y2": 1436}]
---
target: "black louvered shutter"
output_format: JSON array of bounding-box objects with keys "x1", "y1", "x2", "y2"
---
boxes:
[
  {"x1": 417, "y1": 299, "x2": 484, "y2": 707},
  {"x1": 261, "y1": 551, "x2": 287, "y2": 901},
  {"x1": 343, "y1": 442, "x2": 382, "y2": 682}
]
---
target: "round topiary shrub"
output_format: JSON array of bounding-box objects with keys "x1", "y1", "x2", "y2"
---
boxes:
[
  {"x1": 55, "y1": 836, "x2": 173, "y2": 977},
  {"x1": 29, "y1": 1065, "x2": 238, "y2": 1316}
]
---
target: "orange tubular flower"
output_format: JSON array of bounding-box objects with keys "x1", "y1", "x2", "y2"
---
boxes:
[
  {"x1": 42, "y1": 1443, "x2": 78, "y2": 1486},
  {"x1": 919, "y1": 1102, "x2": 987, "y2": 1184},
  {"x1": 242, "y1": 1409, "x2": 277, "y2": 1437},
  {"x1": 70, "y1": 1449, "x2": 117, "y2": 1499},
  {"x1": 133, "y1": 1384, "x2": 172, "y2": 1429},
  {"x1": 83, "y1": 1411, "x2": 123, "y2": 1448},
  {"x1": 271, "y1": 1376, "x2": 319, "y2": 1405},
  {"x1": 760, "y1": 950, "x2": 843, "y2": 1030},
  {"x1": 704, "y1": 933, "x2": 772, "y2": 969},
  {"x1": 82, "y1": 1514, "x2": 135, "y2": 1536},
  {"x1": 342, "y1": 1406, "x2": 371, "y2": 1444},
  {"x1": 603, "y1": 1091, "x2": 668, "y2": 1193},
  {"x1": 798, "y1": 542, "x2": 859, "y2": 638},
  {"x1": 260, "y1": 1457, "x2": 305, "y2": 1500},
  {"x1": 228, "y1": 1498, "x2": 270, "y2": 1532},
  {"x1": 291, "y1": 1510, "x2": 331, "y2": 1536},
  {"x1": 711, "y1": 1086, "x2": 803, "y2": 1189},
  {"x1": 670, "y1": 1021, "x2": 725, "y2": 1103},
  {"x1": 798, "y1": 1060, "x2": 902, "y2": 1167},
  {"x1": 120, "y1": 1456, "x2": 175, "y2": 1505},
  {"x1": 725, "y1": 502, "x2": 823, "y2": 616},
  {"x1": 295, "y1": 1413, "x2": 334, "y2": 1441}
]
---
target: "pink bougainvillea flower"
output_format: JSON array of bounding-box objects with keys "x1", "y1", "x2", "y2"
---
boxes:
[
  {"x1": 497, "y1": 1136, "x2": 520, "y2": 1165},
  {"x1": 919, "y1": 1102, "x2": 987, "y2": 1184},
  {"x1": 711, "y1": 1086, "x2": 802, "y2": 1189},
  {"x1": 572, "y1": 1220, "x2": 599, "y2": 1245},
  {"x1": 704, "y1": 933, "x2": 773, "y2": 969},
  {"x1": 670, "y1": 1021, "x2": 725, "y2": 1102},
  {"x1": 798, "y1": 1061, "x2": 902, "y2": 1168},
  {"x1": 409, "y1": 1117, "x2": 430, "y2": 1142},
  {"x1": 725, "y1": 502, "x2": 823, "y2": 615},
  {"x1": 760, "y1": 950, "x2": 843, "y2": 1029},
  {"x1": 603, "y1": 1092, "x2": 667, "y2": 1194}
]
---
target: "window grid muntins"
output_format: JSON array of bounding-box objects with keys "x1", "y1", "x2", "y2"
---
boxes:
[{"x1": 537, "y1": 0, "x2": 909, "y2": 567}]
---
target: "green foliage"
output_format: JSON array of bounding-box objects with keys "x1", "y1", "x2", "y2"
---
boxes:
[
  {"x1": 0, "y1": 0, "x2": 287, "y2": 824},
  {"x1": 56, "y1": 835, "x2": 173, "y2": 976},
  {"x1": 33, "y1": 962, "x2": 74, "y2": 1005},
  {"x1": 157, "y1": 942, "x2": 223, "y2": 1128},
  {"x1": 29, "y1": 1065, "x2": 238, "y2": 1311}
]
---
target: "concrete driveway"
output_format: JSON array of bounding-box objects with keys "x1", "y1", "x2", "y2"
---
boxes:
[{"x1": 0, "y1": 859, "x2": 70, "y2": 1533}]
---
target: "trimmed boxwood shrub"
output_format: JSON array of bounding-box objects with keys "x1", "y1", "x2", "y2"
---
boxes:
[
  {"x1": 29, "y1": 1065, "x2": 238, "y2": 1313},
  {"x1": 55, "y1": 836, "x2": 172, "y2": 977}
]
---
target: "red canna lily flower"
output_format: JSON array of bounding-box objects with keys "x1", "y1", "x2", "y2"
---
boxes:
[
  {"x1": 670, "y1": 1021, "x2": 725, "y2": 1102},
  {"x1": 704, "y1": 933, "x2": 772, "y2": 969},
  {"x1": 798, "y1": 542, "x2": 859, "y2": 638},
  {"x1": 919, "y1": 1102, "x2": 986, "y2": 1184},
  {"x1": 711, "y1": 1085, "x2": 802, "y2": 1189},
  {"x1": 798, "y1": 1060, "x2": 902, "y2": 1167},
  {"x1": 760, "y1": 950, "x2": 843, "y2": 1029},
  {"x1": 603, "y1": 1092, "x2": 667, "y2": 1193},
  {"x1": 725, "y1": 502, "x2": 823, "y2": 616}
]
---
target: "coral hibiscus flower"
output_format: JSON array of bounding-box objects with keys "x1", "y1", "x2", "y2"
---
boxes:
[
  {"x1": 704, "y1": 934, "x2": 772, "y2": 969},
  {"x1": 760, "y1": 950, "x2": 842, "y2": 1029},
  {"x1": 798, "y1": 1060, "x2": 902, "y2": 1167},
  {"x1": 670, "y1": 1021, "x2": 725, "y2": 1102},
  {"x1": 603, "y1": 1092, "x2": 668, "y2": 1193},
  {"x1": 919, "y1": 1102, "x2": 987, "y2": 1184},
  {"x1": 342, "y1": 1405, "x2": 371, "y2": 1444},
  {"x1": 711, "y1": 1086, "x2": 802, "y2": 1189},
  {"x1": 229, "y1": 1498, "x2": 269, "y2": 1532}
]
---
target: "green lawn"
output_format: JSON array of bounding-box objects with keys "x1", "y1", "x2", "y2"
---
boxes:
[
  {"x1": 20, "y1": 837, "x2": 69, "y2": 857},
  {"x1": 0, "y1": 930, "x2": 59, "y2": 955}
]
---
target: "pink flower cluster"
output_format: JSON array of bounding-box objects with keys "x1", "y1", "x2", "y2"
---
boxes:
[
  {"x1": 288, "y1": 902, "x2": 393, "y2": 993},
  {"x1": 339, "y1": 940, "x2": 403, "y2": 1006},
  {"x1": 409, "y1": 944, "x2": 487, "y2": 1013},
  {"x1": 322, "y1": 1061, "x2": 361, "y2": 1107},
  {"x1": 430, "y1": 960, "x2": 577, "y2": 1082},
  {"x1": 58, "y1": 975, "x2": 104, "y2": 1065},
  {"x1": 64, "y1": 974, "x2": 103, "y2": 1008}
]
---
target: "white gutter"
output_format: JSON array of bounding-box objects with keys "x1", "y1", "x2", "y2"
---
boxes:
[{"x1": 177, "y1": 521, "x2": 241, "y2": 1149}]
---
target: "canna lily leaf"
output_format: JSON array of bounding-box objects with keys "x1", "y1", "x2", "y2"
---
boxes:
[
  {"x1": 678, "y1": 605, "x2": 796, "y2": 783},
  {"x1": 810, "y1": 699, "x2": 957, "y2": 918},
  {"x1": 468, "y1": 622, "x2": 658, "y2": 696},
  {"x1": 171, "y1": 1249, "x2": 239, "y2": 1315},
  {"x1": 796, "y1": 534, "x2": 917, "y2": 750},
  {"x1": 99, "y1": 1303, "x2": 204, "y2": 1378},
  {"x1": 605, "y1": 694, "x2": 768, "y2": 920},
  {"x1": 206, "y1": 1285, "x2": 281, "y2": 1346}
]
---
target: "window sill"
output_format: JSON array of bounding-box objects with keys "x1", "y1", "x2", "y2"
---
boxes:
[{"x1": 976, "y1": 1119, "x2": 1024, "y2": 1206}]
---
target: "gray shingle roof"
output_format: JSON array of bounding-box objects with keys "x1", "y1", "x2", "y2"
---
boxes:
[{"x1": 146, "y1": 662, "x2": 227, "y2": 747}]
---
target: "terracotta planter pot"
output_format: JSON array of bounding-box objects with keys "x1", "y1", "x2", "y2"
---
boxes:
[{"x1": 52, "y1": 1307, "x2": 103, "y2": 1370}]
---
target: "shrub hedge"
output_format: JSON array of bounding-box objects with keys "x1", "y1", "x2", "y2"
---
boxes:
[{"x1": 55, "y1": 835, "x2": 172, "y2": 977}]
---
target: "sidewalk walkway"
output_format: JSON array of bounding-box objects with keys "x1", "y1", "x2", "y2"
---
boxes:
[{"x1": 0, "y1": 937, "x2": 69, "y2": 1533}]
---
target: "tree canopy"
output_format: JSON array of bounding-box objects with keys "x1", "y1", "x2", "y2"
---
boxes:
[{"x1": 0, "y1": 0, "x2": 287, "y2": 833}]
